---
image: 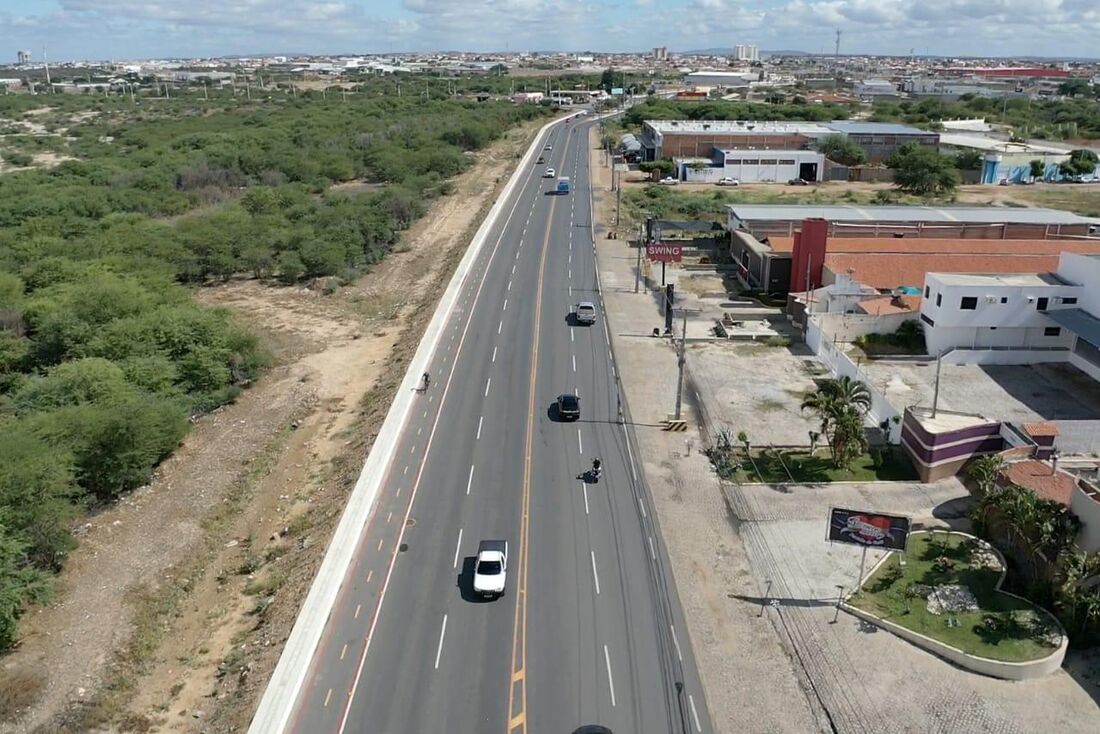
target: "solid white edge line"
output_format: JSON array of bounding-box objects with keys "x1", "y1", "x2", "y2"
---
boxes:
[
  {"x1": 648, "y1": 535, "x2": 657, "y2": 561},
  {"x1": 603, "y1": 644, "x2": 616, "y2": 707},
  {"x1": 452, "y1": 529, "x2": 463, "y2": 569},
  {"x1": 671, "y1": 623, "x2": 683, "y2": 662},
  {"x1": 590, "y1": 551, "x2": 601, "y2": 595},
  {"x1": 689, "y1": 694, "x2": 702, "y2": 732},
  {"x1": 250, "y1": 115, "x2": 571, "y2": 734},
  {"x1": 434, "y1": 614, "x2": 448, "y2": 670}
]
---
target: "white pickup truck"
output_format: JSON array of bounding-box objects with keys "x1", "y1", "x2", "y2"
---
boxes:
[{"x1": 473, "y1": 540, "x2": 508, "y2": 599}]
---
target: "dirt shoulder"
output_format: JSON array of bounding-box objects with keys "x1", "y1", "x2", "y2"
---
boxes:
[{"x1": 0, "y1": 117, "x2": 545, "y2": 734}]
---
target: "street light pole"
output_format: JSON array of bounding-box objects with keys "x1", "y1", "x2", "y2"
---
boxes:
[{"x1": 674, "y1": 308, "x2": 687, "y2": 420}]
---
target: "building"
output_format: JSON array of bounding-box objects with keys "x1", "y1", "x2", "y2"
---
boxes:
[
  {"x1": 682, "y1": 70, "x2": 757, "y2": 89},
  {"x1": 853, "y1": 79, "x2": 898, "y2": 97},
  {"x1": 938, "y1": 133, "x2": 1071, "y2": 183},
  {"x1": 641, "y1": 120, "x2": 832, "y2": 160},
  {"x1": 919, "y1": 252, "x2": 1100, "y2": 385},
  {"x1": 17, "y1": 50, "x2": 30, "y2": 64},
  {"x1": 816, "y1": 121, "x2": 937, "y2": 161},
  {"x1": 641, "y1": 120, "x2": 936, "y2": 163},
  {"x1": 652, "y1": 47, "x2": 668, "y2": 61},
  {"x1": 726, "y1": 205, "x2": 1100, "y2": 295},
  {"x1": 511, "y1": 92, "x2": 544, "y2": 103},
  {"x1": 734, "y1": 44, "x2": 759, "y2": 63},
  {"x1": 677, "y1": 148, "x2": 823, "y2": 184}
]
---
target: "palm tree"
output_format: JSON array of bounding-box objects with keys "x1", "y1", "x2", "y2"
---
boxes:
[
  {"x1": 965, "y1": 454, "x2": 1005, "y2": 498},
  {"x1": 800, "y1": 376, "x2": 872, "y2": 469}
]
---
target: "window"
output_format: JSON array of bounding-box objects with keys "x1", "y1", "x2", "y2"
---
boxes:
[
  {"x1": 741, "y1": 160, "x2": 758, "y2": 165},
  {"x1": 935, "y1": 293, "x2": 942, "y2": 307},
  {"x1": 1062, "y1": 297, "x2": 1078, "y2": 305},
  {"x1": 960, "y1": 296, "x2": 977, "y2": 310},
  {"x1": 726, "y1": 159, "x2": 742, "y2": 165},
  {"x1": 924, "y1": 285, "x2": 930, "y2": 298},
  {"x1": 921, "y1": 313, "x2": 935, "y2": 326},
  {"x1": 1000, "y1": 297, "x2": 1008, "y2": 304},
  {"x1": 1044, "y1": 327, "x2": 1061, "y2": 337},
  {"x1": 759, "y1": 159, "x2": 778, "y2": 165},
  {"x1": 778, "y1": 159, "x2": 795, "y2": 165},
  {"x1": 1037, "y1": 297, "x2": 1049, "y2": 311}
]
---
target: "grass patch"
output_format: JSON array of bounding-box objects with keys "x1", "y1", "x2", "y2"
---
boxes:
[
  {"x1": 849, "y1": 533, "x2": 1061, "y2": 663},
  {"x1": 0, "y1": 668, "x2": 45, "y2": 721},
  {"x1": 996, "y1": 187, "x2": 1100, "y2": 218},
  {"x1": 734, "y1": 446, "x2": 917, "y2": 483}
]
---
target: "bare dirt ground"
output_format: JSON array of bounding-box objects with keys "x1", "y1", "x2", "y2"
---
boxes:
[{"x1": 0, "y1": 117, "x2": 544, "y2": 734}]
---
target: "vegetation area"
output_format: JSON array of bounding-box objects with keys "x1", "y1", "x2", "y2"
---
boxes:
[
  {"x1": 853, "y1": 321, "x2": 927, "y2": 357},
  {"x1": 871, "y1": 96, "x2": 1100, "y2": 140},
  {"x1": 964, "y1": 456, "x2": 1100, "y2": 646},
  {"x1": 886, "y1": 143, "x2": 962, "y2": 197},
  {"x1": 800, "y1": 376, "x2": 874, "y2": 470},
  {"x1": 0, "y1": 90, "x2": 547, "y2": 649},
  {"x1": 726, "y1": 444, "x2": 916, "y2": 483},
  {"x1": 850, "y1": 532, "x2": 1062, "y2": 662}
]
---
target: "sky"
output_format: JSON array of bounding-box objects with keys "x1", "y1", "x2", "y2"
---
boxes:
[{"x1": 1, "y1": 0, "x2": 1099, "y2": 62}]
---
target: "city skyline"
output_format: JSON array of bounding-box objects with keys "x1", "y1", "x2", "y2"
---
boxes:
[{"x1": 2, "y1": 0, "x2": 1100, "y2": 62}]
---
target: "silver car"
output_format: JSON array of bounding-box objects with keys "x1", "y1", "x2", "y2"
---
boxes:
[{"x1": 574, "y1": 302, "x2": 597, "y2": 325}]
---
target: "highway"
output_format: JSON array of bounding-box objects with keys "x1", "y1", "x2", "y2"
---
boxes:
[{"x1": 284, "y1": 113, "x2": 712, "y2": 734}]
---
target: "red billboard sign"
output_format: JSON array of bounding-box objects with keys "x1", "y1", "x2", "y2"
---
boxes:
[
  {"x1": 646, "y1": 243, "x2": 683, "y2": 263},
  {"x1": 827, "y1": 507, "x2": 911, "y2": 551}
]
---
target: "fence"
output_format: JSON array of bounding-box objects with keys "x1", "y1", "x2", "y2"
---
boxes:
[{"x1": 807, "y1": 316, "x2": 903, "y2": 443}]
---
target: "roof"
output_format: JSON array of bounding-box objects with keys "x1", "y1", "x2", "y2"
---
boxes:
[
  {"x1": 938, "y1": 133, "x2": 1068, "y2": 155},
  {"x1": 1046, "y1": 308, "x2": 1100, "y2": 348},
  {"x1": 727, "y1": 204, "x2": 1100, "y2": 226},
  {"x1": 823, "y1": 253, "x2": 1064, "y2": 290},
  {"x1": 766, "y1": 236, "x2": 1100, "y2": 257},
  {"x1": 929, "y1": 272, "x2": 1066, "y2": 286},
  {"x1": 1000, "y1": 460, "x2": 1075, "y2": 506},
  {"x1": 645, "y1": 120, "x2": 831, "y2": 135},
  {"x1": 1022, "y1": 422, "x2": 1060, "y2": 438},
  {"x1": 856, "y1": 294, "x2": 921, "y2": 315},
  {"x1": 821, "y1": 121, "x2": 933, "y2": 136},
  {"x1": 653, "y1": 219, "x2": 725, "y2": 232}
]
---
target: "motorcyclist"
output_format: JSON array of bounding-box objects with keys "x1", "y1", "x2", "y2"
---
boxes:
[
  {"x1": 592, "y1": 457, "x2": 602, "y2": 477},
  {"x1": 421, "y1": 372, "x2": 430, "y2": 390}
]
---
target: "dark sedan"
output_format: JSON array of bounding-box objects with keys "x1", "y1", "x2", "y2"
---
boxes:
[{"x1": 556, "y1": 393, "x2": 580, "y2": 421}]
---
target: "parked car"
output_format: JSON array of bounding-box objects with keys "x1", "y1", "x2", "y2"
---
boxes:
[
  {"x1": 787, "y1": 177, "x2": 810, "y2": 186},
  {"x1": 659, "y1": 176, "x2": 679, "y2": 185},
  {"x1": 716, "y1": 177, "x2": 740, "y2": 186}
]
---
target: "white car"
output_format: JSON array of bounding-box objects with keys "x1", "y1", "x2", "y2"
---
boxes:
[
  {"x1": 659, "y1": 176, "x2": 679, "y2": 185},
  {"x1": 473, "y1": 540, "x2": 508, "y2": 599},
  {"x1": 544, "y1": 144, "x2": 553, "y2": 150},
  {"x1": 716, "y1": 177, "x2": 740, "y2": 186},
  {"x1": 544, "y1": 168, "x2": 556, "y2": 178},
  {"x1": 574, "y1": 301, "x2": 597, "y2": 325}
]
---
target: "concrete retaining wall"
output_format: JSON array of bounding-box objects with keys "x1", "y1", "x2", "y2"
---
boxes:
[{"x1": 843, "y1": 531, "x2": 1067, "y2": 680}]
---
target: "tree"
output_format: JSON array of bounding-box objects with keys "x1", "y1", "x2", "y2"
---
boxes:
[
  {"x1": 600, "y1": 68, "x2": 615, "y2": 93},
  {"x1": 887, "y1": 143, "x2": 960, "y2": 197},
  {"x1": 800, "y1": 376, "x2": 872, "y2": 469},
  {"x1": 814, "y1": 134, "x2": 866, "y2": 166},
  {"x1": 1059, "y1": 149, "x2": 1099, "y2": 178},
  {"x1": 965, "y1": 454, "x2": 1005, "y2": 498},
  {"x1": 0, "y1": 521, "x2": 51, "y2": 651},
  {"x1": 953, "y1": 149, "x2": 984, "y2": 171},
  {"x1": 1058, "y1": 78, "x2": 1093, "y2": 98},
  {"x1": 1029, "y1": 159, "x2": 1047, "y2": 182}
]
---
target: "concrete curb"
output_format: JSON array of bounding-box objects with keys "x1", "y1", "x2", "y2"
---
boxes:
[
  {"x1": 247, "y1": 112, "x2": 568, "y2": 734},
  {"x1": 843, "y1": 530, "x2": 1067, "y2": 680}
]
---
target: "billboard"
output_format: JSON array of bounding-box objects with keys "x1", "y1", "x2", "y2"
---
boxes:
[
  {"x1": 827, "y1": 508, "x2": 911, "y2": 551},
  {"x1": 646, "y1": 243, "x2": 683, "y2": 262},
  {"x1": 611, "y1": 87, "x2": 624, "y2": 96}
]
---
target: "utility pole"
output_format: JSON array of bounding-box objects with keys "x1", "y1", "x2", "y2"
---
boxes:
[
  {"x1": 615, "y1": 164, "x2": 621, "y2": 226},
  {"x1": 673, "y1": 308, "x2": 688, "y2": 420},
  {"x1": 635, "y1": 219, "x2": 644, "y2": 293},
  {"x1": 203, "y1": 83, "x2": 209, "y2": 101},
  {"x1": 931, "y1": 350, "x2": 945, "y2": 418}
]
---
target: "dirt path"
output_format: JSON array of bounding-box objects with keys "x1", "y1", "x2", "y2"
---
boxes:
[{"x1": 0, "y1": 118, "x2": 544, "y2": 734}]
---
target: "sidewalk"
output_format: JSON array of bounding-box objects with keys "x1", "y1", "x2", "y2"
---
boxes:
[{"x1": 589, "y1": 129, "x2": 824, "y2": 734}]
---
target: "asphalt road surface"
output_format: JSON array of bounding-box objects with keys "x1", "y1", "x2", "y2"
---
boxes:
[{"x1": 286, "y1": 115, "x2": 713, "y2": 734}]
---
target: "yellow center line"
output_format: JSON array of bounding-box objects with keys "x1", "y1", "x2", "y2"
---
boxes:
[{"x1": 507, "y1": 128, "x2": 570, "y2": 734}]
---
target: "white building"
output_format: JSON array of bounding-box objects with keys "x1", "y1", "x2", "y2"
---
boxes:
[
  {"x1": 683, "y1": 70, "x2": 756, "y2": 88},
  {"x1": 853, "y1": 79, "x2": 898, "y2": 97},
  {"x1": 511, "y1": 92, "x2": 544, "y2": 103},
  {"x1": 920, "y1": 252, "x2": 1100, "y2": 381},
  {"x1": 677, "y1": 148, "x2": 824, "y2": 183},
  {"x1": 734, "y1": 45, "x2": 759, "y2": 63},
  {"x1": 652, "y1": 47, "x2": 668, "y2": 61}
]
